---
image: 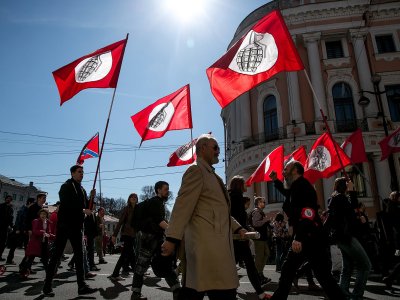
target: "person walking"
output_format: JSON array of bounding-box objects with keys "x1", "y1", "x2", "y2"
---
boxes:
[
  {"x1": 250, "y1": 196, "x2": 273, "y2": 285},
  {"x1": 229, "y1": 175, "x2": 272, "y2": 299},
  {"x1": 328, "y1": 177, "x2": 372, "y2": 300},
  {"x1": 162, "y1": 134, "x2": 245, "y2": 300},
  {"x1": 130, "y1": 181, "x2": 181, "y2": 300},
  {"x1": 0, "y1": 195, "x2": 14, "y2": 261},
  {"x1": 109, "y1": 193, "x2": 137, "y2": 281},
  {"x1": 269, "y1": 161, "x2": 345, "y2": 300},
  {"x1": 42, "y1": 164, "x2": 97, "y2": 296},
  {"x1": 19, "y1": 209, "x2": 53, "y2": 278},
  {"x1": 95, "y1": 207, "x2": 107, "y2": 264},
  {"x1": 6, "y1": 197, "x2": 35, "y2": 264}
]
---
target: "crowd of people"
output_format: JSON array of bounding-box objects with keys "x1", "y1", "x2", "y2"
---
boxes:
[{"x1": 0, "y1": 133, "x2": 399, "y2": 300}]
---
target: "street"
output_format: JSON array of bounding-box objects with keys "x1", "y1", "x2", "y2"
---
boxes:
[{"x1": 0, "y1": 248, "x2": 399, "y2": 299}]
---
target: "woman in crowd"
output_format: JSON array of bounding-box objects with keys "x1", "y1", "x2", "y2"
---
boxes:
[
  {"x1": 109, "y1": 193, "x2": 138, "y2": 281},
  {"x1": 19, "y1": 209, "x2": 53, "y2": 278},
  {"x1": 229, "y1": 175, "x2": 271, "y2": 300}
]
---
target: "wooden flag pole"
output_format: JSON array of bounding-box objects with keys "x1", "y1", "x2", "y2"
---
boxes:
[
  {"x1": 89, "y1": 33, "x2": 129, "y2": 210},
  {"x1": 302, "y1": 70, "x2": 349, "y2": 180}
]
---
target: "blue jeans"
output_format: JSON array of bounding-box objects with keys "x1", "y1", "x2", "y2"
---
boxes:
[{"x1": 338, "y1": 237, "x2": 371, "y2": 299}]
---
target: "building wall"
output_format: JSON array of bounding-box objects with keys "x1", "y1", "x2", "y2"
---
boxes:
[{"x1": 222, "y1": 0, "x2": 400, "y2": 219}]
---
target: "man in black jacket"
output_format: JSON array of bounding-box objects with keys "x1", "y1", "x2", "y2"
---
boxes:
[
  {"x1": 131, "y1": 181, "x2": 180, "y2": 300},
  {"x1": 43, "y1": 165, "x2": 97, "y2": 296},
  {"x1": 269, "y1": 161, "x2": 345, "y2": 300}
]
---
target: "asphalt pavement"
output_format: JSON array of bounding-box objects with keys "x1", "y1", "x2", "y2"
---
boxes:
[{"x1": 0, "y1": 248, "x2": 399, "y2": 299}]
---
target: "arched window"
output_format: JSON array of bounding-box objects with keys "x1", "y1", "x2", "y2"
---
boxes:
[
  {"x1": 263, "y1": 95, "x2": 278, "y2": 141},
  {"x1": 333, "y1": 82, "x2": 357, "y2": 132}
]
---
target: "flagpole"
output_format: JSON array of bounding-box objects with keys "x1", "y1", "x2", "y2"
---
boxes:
[
  {"x1": 302, "y1": 70, "x2": 349, "y2": 180},
  {"x1": 89, "y1": 33, "x2": 129, "y2": 209}
]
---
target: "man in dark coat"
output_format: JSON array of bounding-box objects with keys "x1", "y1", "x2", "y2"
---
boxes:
[
  {"x1": 269, "y1": 161, "x2": 345, "y2": 300},
  {"x1": 43, "y1": 165, "x2": 97, "y2": 296},
  {"x1": 0, "y1": 195, "x2": 14, "y2": 261}
]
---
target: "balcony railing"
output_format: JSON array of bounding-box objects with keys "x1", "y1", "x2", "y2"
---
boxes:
[{"x1": 333, "y1": 119, "x2": 368, "y2": 133}]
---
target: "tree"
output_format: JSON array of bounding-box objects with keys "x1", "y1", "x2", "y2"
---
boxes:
[
  {"x1": 139, "y1": 185, "x2": 174, "y2": 205},
  {"x1": 95, "y1": 194, "x2": 126, "y2": 217}
]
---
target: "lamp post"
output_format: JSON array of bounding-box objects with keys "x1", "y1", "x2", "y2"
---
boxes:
[{"x1": 359, "y1": 74, "x2": 399, "y2": 191}]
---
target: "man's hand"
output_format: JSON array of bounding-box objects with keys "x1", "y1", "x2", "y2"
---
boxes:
[
  {"x1": 238, "y1": 228, "x2": 247, "y2": 239},
  {"x1": 161, "y1": 240, "x2": 176, "y2": 256},
  {"x1": 292, "y1": 240, "x2": 302, "y2": 253},
  {"x1": 269, "y1": 170, "x2": 278, "y2": 181},
  {"x1": 83, "y1": 209, "x2": 92, "y2": 215},
  {"x1": 90, "y1": 189, "x2": 96, "y2": 199}
]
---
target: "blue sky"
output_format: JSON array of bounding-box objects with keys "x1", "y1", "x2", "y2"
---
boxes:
[{"x1": 0, "y1": 0, "x2": 268, "y2": 206}]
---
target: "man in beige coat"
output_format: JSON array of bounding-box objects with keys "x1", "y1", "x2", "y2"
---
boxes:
[{"x1": 162, "y1": 134, "x2": 245, "y2": 300}]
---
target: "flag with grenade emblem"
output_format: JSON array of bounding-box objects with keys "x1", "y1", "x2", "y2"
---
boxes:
[
  {"x1": 53, "y1": 38, "x2": 127, "y2": 105},
  {"x1": 131, "y1": 84, "x2": 193, "y2": 145},
  {"x1": 206, "y1": 10, "x2": 304, "y2": 108}
]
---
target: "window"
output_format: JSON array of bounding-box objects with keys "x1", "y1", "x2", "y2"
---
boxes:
[
  {"x1": 19, "y1": 195, "x2": 24, "y2": 202},
  {"x1": 332, "y1": 82, "x2": 357, "y2": 132},
  {"x1": 375, "y1": 35, "x2": 396, "y2": 53},
  {"x1": 267, "y1": 182, "x2": 285, "y2": 204},
  {"x1": 3, "y1": 192, "x2": 7, "y2": 199},
  {"x1": 385, "y1": 84, "x2": 400, "y2": 122},
  {"x1": 12, "y1": 194, "x2": 17, "y2": 200},
  {"x1": 263, "y1": 95, "x2": 278, "y2": 141},
  {"x1": 325, "y1": 40, "x2": 344, "y2": 59}
]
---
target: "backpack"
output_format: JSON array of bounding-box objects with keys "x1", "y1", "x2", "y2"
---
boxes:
[{"x1": 131, "y1": 199, "x2": 150, "y2": 232}]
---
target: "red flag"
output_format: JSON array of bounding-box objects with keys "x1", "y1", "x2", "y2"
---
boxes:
[
  {"x1": 167, "y1": 138, "x2": 197, "y2": 167},
  {"x1": 53, "y1": 39, "x2": 127, "y2": 105},
  {"x1": 284, "y1": 146, "x2": 307, "y2": 166},
  {"x1": 206, "y1": 10, "x2": 304, "y2": 108},
  {"x1": 304, "y1": 133, "x2": 352, "y2": 184},
  {"x1": 131, "y1": 84, "x2": 192, "y2": 143},
  {"x1": 246, "y1": 145, "x2": 284, "y2": 186},
  {"x1": 341, "y1": 129, "x2": 368, "y2": 164},
  {"x1": 379, "y1": 127, "x2": 400, "y2": 161},
  {"x1": 77, "y1": 133, "x2": 99, "y2": 165}
]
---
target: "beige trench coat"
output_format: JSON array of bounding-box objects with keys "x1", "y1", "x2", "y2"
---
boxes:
[{"x1": 166, "y1": 158, "x2": 241, "y2": 292}]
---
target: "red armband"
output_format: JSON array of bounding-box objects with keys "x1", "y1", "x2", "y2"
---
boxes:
[{"x1": 301, "y1": 207, "x2": 316, "y2": 220}]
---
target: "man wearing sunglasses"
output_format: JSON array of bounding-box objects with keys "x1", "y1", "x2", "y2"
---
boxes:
[{"x1": 162, "y1": 133, "x2": 245, "y2": 300}]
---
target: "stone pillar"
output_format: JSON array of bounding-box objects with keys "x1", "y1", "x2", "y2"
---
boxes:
[
  {"x1": 349, "y1": 29, "x2": 378, "y2": 116},
  {"x1": 240, "y1": 94, "x2": 252, "y2": 140},
  {"x1": 287, "y1": 71, "x2": 303, "y2": 123},
  {"x1": 303, "y1": 32, "x2": 328, "y2": 119},
  {"x1": 373, "y1": 155, "x2": 391, "y2": 201}
]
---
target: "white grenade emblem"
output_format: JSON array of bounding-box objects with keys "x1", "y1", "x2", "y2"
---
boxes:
[
  {"x1": 77, "y1": 55, "x2": 102, "y2": 82},
  {"x1": 236, "y1": 32, "x2": 266, "y2": 73}
]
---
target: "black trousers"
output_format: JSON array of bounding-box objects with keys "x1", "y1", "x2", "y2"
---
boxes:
[
  {"x1": 86, "y1": 235, "x2": 95, "y2": 268},
  {"x1": 112, "y1": 235, "x2": 136, "y2": 277},
  {"x1": 271, "y1": 242, "x2": 346, "y2": 300},
  {"x1": 234, "y1": 240, "x2": 264, "y2": 295},
  {"x1": 45, "y1": 227, "x2": 85, "y2": 288},
  {"x1": 178, "y1": 287, "x2": 236, "y2": 300},
  {"x1": 0, "y1": 229, "x2": 9, "y2": 258}
]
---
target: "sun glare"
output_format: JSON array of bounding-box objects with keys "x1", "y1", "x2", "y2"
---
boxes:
[{"x1": 164, "y1": 0, "x2": 205, "y2": 23}]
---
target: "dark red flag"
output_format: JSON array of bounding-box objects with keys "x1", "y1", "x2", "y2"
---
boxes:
[
  {"x1": 76, "y1": 133, "x2": 99, "y2": 165},
  {"x1": 206, "y1": 10, "x2": 304, "y2": 108},
  {"x1": 131, "y1": 84, "x2": 192, "y2": 143},
  {"x1": 304, "y1": 133, "x2": 352, "y2": 184},
  {"x1": 341, "y1": 129, "x2": 368, "y2": 164},
  {"x1": 167, "y1": 138, "x2": 197, "y2": 167},
  {"x1": 284, "y1": 145, "x2": 307, "y2": 166},
  {"x1": 246, "y1": 145, "x2": 284, "y2": 186},
  {"x1": 379, "y1": 127, "x2": 400, "y2": 161},
  {"x1": 53, "y1": 39, "x2": 127, "y2": 105}
]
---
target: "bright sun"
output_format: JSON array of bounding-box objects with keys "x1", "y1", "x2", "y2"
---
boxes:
[{"x1": 163, "y1": 0, "x2": 205, "y2": 23}]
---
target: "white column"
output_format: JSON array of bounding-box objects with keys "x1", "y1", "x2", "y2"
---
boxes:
[
  {"x1": 303, "y1": 32, "x2": 328, "y2": 119},
  {"x1": 349, "y1": 29, "x2": 378, "y2": 116},
  {"x1": 287, "y1": 71, "x2": 303, "y2": 122},
  {"x1": 240, "y1": 94, "x2": 252, "y2": 140},
  {"x1": 373, "y1": 155, "x2": 391, "y2": 200},
  {"x1": 234, "y1": 101, "x2": 241, "y2": 142},
  {"x1": 323, "y1": 177, "x2": 335, "y2": 208}
]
